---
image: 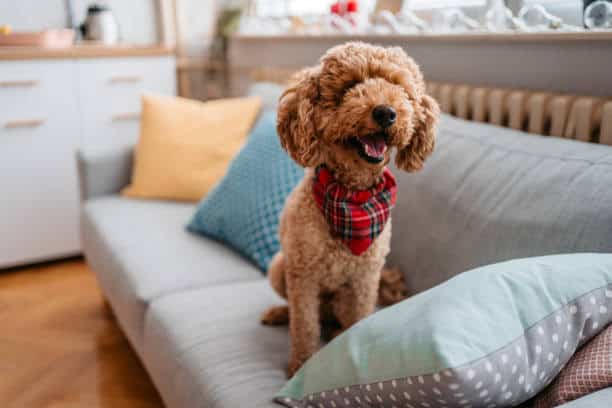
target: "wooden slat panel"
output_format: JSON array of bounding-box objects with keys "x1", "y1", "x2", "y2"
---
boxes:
[
  {"x1": 426, "y1": 81, "x2": 440, "y2": 100},
  {"x1": 549, "y1": 95, "x2": 575, "y2": 138},
  {"x1": 488, "y1": 88, "x2": 510, "y2": 126},
  {"x1": 564, "y1": 97, "x2": 600, "y2": 142},
  {"x1": 601, "y1": 102, "x2": 612, "y2": 146},
  {"x1": 453, "y1": 85, "x2": 471, "y2": 119},
  {"x1": 438, "y1": 83, "x2": 454, "y2": 114},
  {"x1": 421, "y1": 80, "x2": 610, "y2": 145},
  {"x1": 507, "y1": 90, "x2": 530, "y2": 131},
  {"x1": 470, "y1": 87, "x2": 489, "y2": 122},
  {"x1": 526, "y1": 93, "x2": 554, "y2": 135}
]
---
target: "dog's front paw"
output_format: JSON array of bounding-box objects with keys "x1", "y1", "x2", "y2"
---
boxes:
[{"x1": 261, "y1": 305, "x2": 290, "y2": 326}]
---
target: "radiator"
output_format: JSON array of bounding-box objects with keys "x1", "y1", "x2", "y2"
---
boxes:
[{"x1": 427, "y1": 81, "x2": 612, "y2": 145}]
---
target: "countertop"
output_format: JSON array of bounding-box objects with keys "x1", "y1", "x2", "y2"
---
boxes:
[
  {"x1": 231, "y1": 30, "x2": 612, "y2": 43},
  {"x1": 0, "y1": 44, "x2": 175, "y2": 61}
]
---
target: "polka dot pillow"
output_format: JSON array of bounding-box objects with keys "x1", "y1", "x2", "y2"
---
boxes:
[{"x1": 275, "y1": 253, "x2": 612, "y2": 408}]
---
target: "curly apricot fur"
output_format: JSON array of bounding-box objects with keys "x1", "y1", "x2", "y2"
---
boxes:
[{"x1": 265, "y1": 42, "x2": 439, "y2": 377}]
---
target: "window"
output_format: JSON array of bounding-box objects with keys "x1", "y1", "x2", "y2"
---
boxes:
[
  {"x1": 251, "y1": 0, "x2": 487, "y2": 17},
  {"x1": 408, "y1": 0, "x2": 486, "y2": 10},
  {"x1": 253, "y1": 0, "x2": 334, "y2": 17}
]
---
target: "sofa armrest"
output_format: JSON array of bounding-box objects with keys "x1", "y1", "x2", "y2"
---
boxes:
[{"x1": 76, "y1": 144, "x2": 134, "y2": 201}]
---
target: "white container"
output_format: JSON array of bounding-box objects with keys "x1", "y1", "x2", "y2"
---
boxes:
[{"x1": 80, "y1": 5, "x2": 120, "y2": 45}]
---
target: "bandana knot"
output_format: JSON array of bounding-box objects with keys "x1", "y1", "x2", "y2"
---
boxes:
[{"x1": 312, "y1": 165, "x2": 397, "y2": 256}]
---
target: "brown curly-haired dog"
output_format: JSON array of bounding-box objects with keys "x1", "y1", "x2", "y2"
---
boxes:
[{"x1": 261, "y1": 42, "x2": 439, "y2": 377}]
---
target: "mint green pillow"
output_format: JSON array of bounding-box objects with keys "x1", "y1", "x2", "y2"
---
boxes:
[{"x1": 275, "y1": 254, "x2": 612, "y2": 408}]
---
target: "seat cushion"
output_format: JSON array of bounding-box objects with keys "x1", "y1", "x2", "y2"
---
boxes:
[
  {"x1": 554, "y1": 388, "x2": 612, "y2": 408},
  {"x1": 81, "y1": 196, "x2": 261, "y2": 349},
  {"x1": 276, "y1": 254, "x2": 612, "y2": 408},
  {"x1": 188, "y1": 110, "x2": 303, "y2": 272},
  {"x1": 122, "y1": 95, "x2": 261, "y2": 202},
  {"x1": 246, "y1": 82, "x2": 284, "y2": 111},
  {"x1": 143, "y1": 280, "x2": 287, "y2": 408},
  {"x1": 389, "y1": 114, "x2": 612, "y2": 296}
]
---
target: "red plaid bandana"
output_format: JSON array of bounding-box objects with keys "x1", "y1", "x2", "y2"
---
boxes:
[{"x1": 312, "y1": 165, "x2": 397, "y2": 256}]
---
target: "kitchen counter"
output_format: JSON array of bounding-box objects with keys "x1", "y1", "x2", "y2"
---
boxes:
[
  {"x1": 228, "y1": 30, "x2": 612, "y2": 97},
  {"x1": 231, "y1": 30, "x2": 612, "y2": 43},
  {"x1": 0, "y1": 44, "x2": 174, "y2": 60}
]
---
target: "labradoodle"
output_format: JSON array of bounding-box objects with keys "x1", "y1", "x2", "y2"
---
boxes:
[{"x1": 261, "y1": 42, "x2": 439, "y2": 377}]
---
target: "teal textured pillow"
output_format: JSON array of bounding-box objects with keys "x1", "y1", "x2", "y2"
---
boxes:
[
  {"x1": 187, "y1": 110, "x2": 303, "y2": 272},
  {"x1": 276, "y1": 253, "x2": 612, "y2": 408}
]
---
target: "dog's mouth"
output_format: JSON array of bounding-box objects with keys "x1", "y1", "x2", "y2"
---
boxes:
[{"x1": 348, "y1": 132, "x2": 388, "y2": 164}]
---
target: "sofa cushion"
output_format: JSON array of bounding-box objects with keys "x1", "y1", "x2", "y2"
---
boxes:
[
  {"x1": 276, "y1": 254, "x2": 612, "y2": 408},
  {"x1": 389, "y1": 114, "x2": 612, "y2": 296},
  {"x1": 81, "y1": 196, "x2": 261, "y2": 349},
  {"x1": 553, "y1": 388, "x2": 612, "y2": 408},
  {"x1": 122, "y1": 94, "x2": 262, "y2": 202},
  {"x1": 247, "y1": 82, "x2": 284, "y2": 111},
  {"x1": 188, "y1": 110, "x2": 304, "y2": 272},
  {"x1": 143, "y1": 280, "x2": 286, "y2": 408}
]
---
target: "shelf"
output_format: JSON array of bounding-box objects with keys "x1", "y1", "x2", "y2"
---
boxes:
[
  {"x1": 0, "y1": 44, "x2": 175, "y2": 61},
  {"x1": 231, "y1": 30, "x2": 612, "y2": 43}
]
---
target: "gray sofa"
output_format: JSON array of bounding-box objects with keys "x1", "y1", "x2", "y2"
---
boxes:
[{"x1": 77, "y1": 86, "x2": 612, "y2": 408}]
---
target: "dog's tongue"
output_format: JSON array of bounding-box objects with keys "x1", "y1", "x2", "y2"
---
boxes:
[{"x1": 360, "y1": 134, "x2": 387, "y2": 158}]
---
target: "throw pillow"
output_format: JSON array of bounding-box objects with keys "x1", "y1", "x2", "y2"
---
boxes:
[
  {"x1": 275, "y1": 253, "x2": 612, "y2": 408},
  {"x1": 187, "y1": 110, "x2": 304, "y2": 271},
  {"x1": 534, "y1": 324, "x2": 612, "y2": 408},
  {"x1": 122, "y1": 94, "x2": 261, "y2": 202}
]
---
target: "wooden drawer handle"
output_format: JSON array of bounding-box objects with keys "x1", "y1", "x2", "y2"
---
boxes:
[
  {"x1": 112, "y1": 113, "x2": 141, "y2": 122},
  {"x1": 5, "y1": 119, "x2": 45, "y2": 129},
  {"x1": 0, "y1": 80, "x2": 39, "y2": 88},
  {"x1": 109, "y1": 76, "x2": 143, "y2": 84}
]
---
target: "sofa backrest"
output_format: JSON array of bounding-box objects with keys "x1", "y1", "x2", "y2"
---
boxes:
[
  {"x1": 389, "y1": 115, "x2": 612, "y2": 296},
  {"x1": 247, "y1": 82, "x2": 284, "y2": 111}
]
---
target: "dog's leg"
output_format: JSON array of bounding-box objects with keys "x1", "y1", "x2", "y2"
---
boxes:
[
  {"x1": 267, "y1": 251, "x2": 286, "y2": 298},
  {"x1": 261, "y1": 252, "x2": 290, "y2": 326},
  {"x1": 261, "y1": 305, "x2": 289, "y2": 325},
  {"x1": 333, "y1": 273, "x2": 380, "y2": 332},
  {"x1": 378, "y1": 267, "x2": 408, "y2": 306},
  {"x1": 286, "y1": 278, "x2": 321, "y2": 377}
]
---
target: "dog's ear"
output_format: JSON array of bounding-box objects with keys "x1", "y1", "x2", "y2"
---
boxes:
[
  {"x1": 277, "y1": 67, "x2": 322, "y2": 168},
  {"x1": 395, "y1": 94, "x2": 439, "y2": 172}
]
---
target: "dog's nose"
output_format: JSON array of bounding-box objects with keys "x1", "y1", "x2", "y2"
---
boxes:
[{"x1": 372, "y1": 105, "x2": 397, "y2": 128}]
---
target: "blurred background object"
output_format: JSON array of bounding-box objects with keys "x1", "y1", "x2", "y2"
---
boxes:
[
  {"x1": 510, "y1": 0, "x2": 584, "y2": 26},
  {"x1": 1, "y1": 0, "x2": 608, "y2": 103},
  {"x1": 0, "y1": 0, "x2": 611, "y2": 273},
  {"x1": 0, "y1": 28, "x2": 75, "y2": 47},
  {"x1": 584, "y1": 0, "x2": 612, "y2": 28},
  {"x1": 0, "y1": 0, "x2": 158, "y2": 44},
  {"x1": 79, "y1": 4, "x2": 120, "y2": 44}
]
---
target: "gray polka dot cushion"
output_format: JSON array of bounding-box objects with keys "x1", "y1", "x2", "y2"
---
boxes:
[{"x1": 274, "y1": 254, "x2": 612, "y2": 408}]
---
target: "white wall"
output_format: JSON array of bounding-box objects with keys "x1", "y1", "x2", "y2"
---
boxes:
[
  {"x1": 176, "y1": 0, "x2": 217, "y2": 56},
  {"x1": 0, "y1": 0, "x2": 67, "y2": 31},
  {"x1": 0, "y1": 0, "x2": 159, "y2": 44}
]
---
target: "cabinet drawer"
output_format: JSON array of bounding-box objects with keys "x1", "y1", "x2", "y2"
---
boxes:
[
  {"x1": 0, "y1": 106, "x2": 80, "y2": 268},
  {"x1": 77, "y1": 56, "x2": 176, "y2": 149},
  {"x1": 0, "y1": 60, "x2": 77, "y2": 122}
]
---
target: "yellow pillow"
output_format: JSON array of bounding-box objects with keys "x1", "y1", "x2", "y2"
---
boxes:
[{"x1": 122, "y1": 94, "x2": 262, "y2": 202}]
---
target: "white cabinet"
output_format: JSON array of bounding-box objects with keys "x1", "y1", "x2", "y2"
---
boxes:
[
  {"x1": 0, "y1": 60, "x2": 81, "y2": 268},
  {"x1": 0, "y1": 54, "x2": 176, "y2": 268},
  {"x1": 78, "y1": 56, "x2": 176, "y2": 150}
]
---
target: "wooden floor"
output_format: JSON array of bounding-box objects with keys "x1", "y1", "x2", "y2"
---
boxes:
[{"x1": 0, "y1": 258, "x2": 164, "y2": 408}]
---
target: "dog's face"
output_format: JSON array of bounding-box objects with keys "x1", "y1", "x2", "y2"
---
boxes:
[{"x1": 277, "y1": 42, "x2": 439, "y2": 179}]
